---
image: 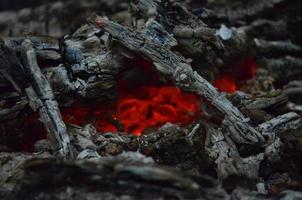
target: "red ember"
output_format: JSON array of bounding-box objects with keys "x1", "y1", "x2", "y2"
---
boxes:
[
  {"x1": 214, "y1": 57, "x2": 257, "y2": 93},
  {"x1": 62, "y1": 57, "x2": 202, "y2": 136},
  {"x1": 214, "y1": 75, "x2": 237, "y2": 93},
  {"x1": 114, "y1": 85, "x2": 201, "y2": 135},
  {"x1": 62, "y1": 85, "x2": 201, "y2": 136},
  {"x1": 16, "y1": 57, "x2": 257, "y2": 152}
]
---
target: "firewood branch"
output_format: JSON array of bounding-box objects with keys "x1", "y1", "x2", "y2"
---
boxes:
[{"x1": 20, "y1": 39, "x2": 72, "y2": 159}]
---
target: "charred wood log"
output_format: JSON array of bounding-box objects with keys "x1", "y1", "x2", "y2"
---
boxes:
[
  {"x1": 2, "y1": 151, "x2": 301, "y2": 200},
  {"x1": 20, "y1": 39, "x2": 72, "y2": 159},
  {"x1": 3, "y1": 152, "x2": 229, "y2": 200}
]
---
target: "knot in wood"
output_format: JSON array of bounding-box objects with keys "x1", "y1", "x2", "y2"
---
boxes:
[{"x1": 173, "y1": 64, "x2": 195, "y2": 91}]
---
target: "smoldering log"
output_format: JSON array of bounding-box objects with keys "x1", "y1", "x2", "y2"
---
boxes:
[{"x1": 90, "y1": 15, "x2": 265, "y2": 145}]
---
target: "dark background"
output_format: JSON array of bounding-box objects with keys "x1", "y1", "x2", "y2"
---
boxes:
[
  {"x1": 0, "y1": 0, "x2": 57, "y2": 11},
  {"x1": 0, "y1": 0, "x2": 126, "y2": 37}
]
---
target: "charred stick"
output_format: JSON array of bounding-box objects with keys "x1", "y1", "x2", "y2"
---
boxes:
[
  {"x1": 257, "y1": 112, "x2": 301, "y2": 143},
  {"x1": 131, "y1": 0, "x2": 225, "y2": 68},
  {"x1": 258, "y1": 112, "x2": 300, "y2": 133},
  {"x1": 91, "y1": 16, "x2": 265, "y2": 145},
  {"x1": 206, "y1": 111, "x2": 301, "y2": 181},
  {"x1": 20, "y1": 39, "x2": 72, "y2": 159},
  {"x1": 3, "y1": 36, "x2": 61, "y2": 62},
  {"x1": 205, "y1": 125, "x2": 264, "y2": 181}
]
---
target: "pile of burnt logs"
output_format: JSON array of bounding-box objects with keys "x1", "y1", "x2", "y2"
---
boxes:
[{"x1": 1, "y1": 0, "x2": 302, "y2": 199}]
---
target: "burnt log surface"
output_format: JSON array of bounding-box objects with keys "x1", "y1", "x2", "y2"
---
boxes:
[
  {"x1": 1, "y1": 152, "x2": 228, "y2": 200},
  {"x1": 1, "y1": 0, "x2": 302, "y2": 199},
  {"x1": 0, "y1": 0, "x2": 129, "y2": 37}
]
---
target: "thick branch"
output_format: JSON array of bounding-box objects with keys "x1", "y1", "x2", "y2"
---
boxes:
[{"x1": 20, "y1": 39, "x2": 72, "y2": 159}]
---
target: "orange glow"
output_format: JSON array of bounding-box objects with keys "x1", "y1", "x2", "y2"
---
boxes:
[
  {"x1": 15, "y1": 57, "x2": 258, "y2": 151},
  {"x1": 214, "y1": 75, "x2": 237, "y2": 93},
  {"x1": 61, "y1": 56, "x2": 202, "y2": 136},
  {"x1": 61, "y1": 85, "x2": 201, "y2": 136},
  {"x1": 214, "y1": 57, "x2": 258, "y2": 93},
  {"x1": 115, "y1": 86, "x2": 201, "y2": 135}
]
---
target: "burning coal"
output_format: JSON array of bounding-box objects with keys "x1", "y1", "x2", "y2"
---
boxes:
[
  {"x1": 62, "y1": 84, "x2": 201, "y2": 136},
  {"x1": 214, "y1": 57, "x2": 257, "y2": 93},
  {"x1": 17, "y1": 57, "x2": 257, "y2": 151},
  {"x1": 61, "y1": 57, "x2": 204, "y2": 135}
]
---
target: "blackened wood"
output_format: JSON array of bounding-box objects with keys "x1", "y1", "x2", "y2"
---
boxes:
[
  {"x1": 20, "y1": 39, "x2": 72, "y2": 159},
  {"x1": 8, "y1": 153, "x2": 228, "y2": 200}
]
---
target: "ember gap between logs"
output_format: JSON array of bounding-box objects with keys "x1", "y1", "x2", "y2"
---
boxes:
[{"x1": 1, "y1": 0, "x2": 302, "y2": 200}]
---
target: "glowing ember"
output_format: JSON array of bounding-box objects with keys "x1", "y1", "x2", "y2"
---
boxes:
[
  {"x1": 214, "y1": 57, "x2": 257, "y2": 93},
  {"x1": 62, "y1": 85, "x2": 201, "y2": 136},
  {"x1": 115, "y1": 86, "x2": 201, "y2": 135},
  {"x1": 16, "y1": 56, "x2": 257, "y2": 149},
  {"x1": 214, "y1": 75, "x2": 237, "y2": 93}
]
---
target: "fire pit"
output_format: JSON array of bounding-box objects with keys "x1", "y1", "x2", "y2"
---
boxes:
[{"x1": 1, "y1": 0, "x2": 302, "y2": 199}]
